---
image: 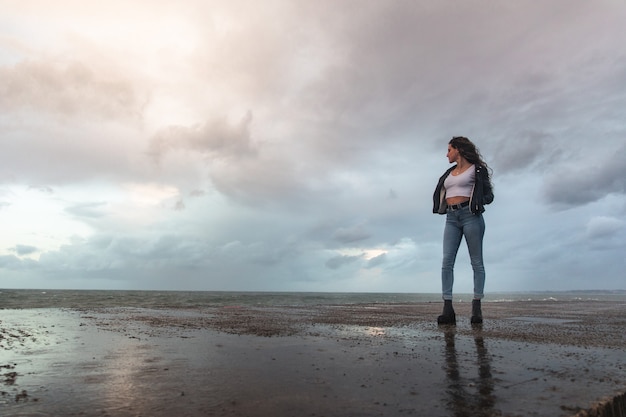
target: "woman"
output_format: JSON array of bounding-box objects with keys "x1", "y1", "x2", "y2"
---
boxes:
[{"x1": 432, "y1": 136, "x2": 494, "y2": 325}]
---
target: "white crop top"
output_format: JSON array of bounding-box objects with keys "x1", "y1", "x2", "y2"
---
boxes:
[{"x1": 444, "y1": 165, "x2": 475, "y2": 198}]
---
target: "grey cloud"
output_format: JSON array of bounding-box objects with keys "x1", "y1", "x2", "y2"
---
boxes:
[
  {"x1": 493, "y1": 131, "x2": 553, "y2": 174},
  {"x1": 113, "y1": 235, "x2": 207, "y2": 267},
  {"x1": 189, "y1": 190, "x2": 206, "y2": 197},
  {"x1": 35, "y1": 232, "x2": 295, "y2": 275},
  {"x1": 331, "y1": 224, "x2": 371, "y2": 244},
  {"x1": 0, "y1": 108, "x2": 147, "y2": 186},
  {"x1": 148, "y1": 112, "x2": 256, "y2": 162},
  {"x1": 88, "y1": 235, "x2": 114, "y2": 250},
  {"x1": 294, "y1": 3, "x2": 564, "y2": 135},
  {"x1": 11, "y1": 244, "x2": 38, "y2": 256},
  {"x1": 37, "y1": 234, "x2": 210, "y2": 272},
  {"x1": 29, "y1": 185, "x2": 54, "y2": 194},
  {"x1": 367, "y1": 253, "x2": 387, "y2": 268},
  {"x1": 0, "y1": 254, "x2": 38, "y2": 269},
  {"x1": 65, "y1": 202, "x2": 108, "y2": 219},
  {"x1": 218, "y1": 240, "x2": 296, "y2": 267},
  {"x1": 543, "y1": 146, "x2": 626, "y2": 206},
  {"x1": 0, "y1": 255, "x2": 21, "y2": 269},
  {"x1": 325, "y1": 254, "x2": 362, "y2": 270},
  {"x1": 585, "y1": 216, "x2": 625, "y2": 240},
  {"x1": 0, "y1": 59, "x2": 144, "y2": 120},
  {"x1": 174, "y1": 200, "x2": 185, "y2": 211},
  {"x1": 207, "y1": 155, "x2": 303, "y2": 206}
]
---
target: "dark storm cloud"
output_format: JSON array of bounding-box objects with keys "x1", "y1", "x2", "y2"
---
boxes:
[
  {"x1": 493, "y1": 131, "x2": 553, "y2": 174},
  {"x1": 543, "y1": 146, "x2": 626, "y2": 206}
]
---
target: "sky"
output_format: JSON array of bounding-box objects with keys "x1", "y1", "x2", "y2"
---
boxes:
[{"x1": 1, "y1": 0, "x2": 625, "y2": 294}]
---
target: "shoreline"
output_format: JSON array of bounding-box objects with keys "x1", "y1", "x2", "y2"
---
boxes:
[{"x1": 2, "y1": 300, "x2": 625, "y2": 416}]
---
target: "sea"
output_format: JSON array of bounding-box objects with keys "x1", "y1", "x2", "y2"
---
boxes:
[{"x1": 1, "y1": 289, "x2": 625, "y2": 310}]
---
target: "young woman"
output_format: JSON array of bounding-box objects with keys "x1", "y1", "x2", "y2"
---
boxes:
[{"x1": 432, "y1": 136, "x2": 494, "y2": 325}]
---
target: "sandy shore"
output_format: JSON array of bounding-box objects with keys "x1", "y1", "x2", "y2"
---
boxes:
[{"x1": 1, "y1": 300, "x2": 625, "y2": 416}]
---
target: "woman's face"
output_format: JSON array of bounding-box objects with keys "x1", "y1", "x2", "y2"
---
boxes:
[{"x1": 447, "y1": 145, "x2": 459, "y2": 163}]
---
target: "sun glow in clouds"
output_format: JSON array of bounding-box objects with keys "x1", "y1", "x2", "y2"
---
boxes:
[
  {"x1": 123, "y1": 183, "x2": 179, "y2": 206},
  {"x1": 0, "y1": 186, "x2": 93, "y2": 259},
  {"x1": 0, "y1": 182, "x2": 181, "y2": 260},
  {"x1": 99, "y1": 183, "x2": 182, "y2": 227},
  {"x1": 335, "y1": 248, "x2": 388, "y2": 261}
]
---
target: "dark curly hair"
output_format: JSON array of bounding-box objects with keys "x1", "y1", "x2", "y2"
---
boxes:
[{"x1": 449, "y1": 136, "x2": 490, "y2": 169}]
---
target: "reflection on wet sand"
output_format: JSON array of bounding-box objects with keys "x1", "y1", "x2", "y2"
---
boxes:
[
  {"x1": 97, "y1": 342, "x2": 150, "y2": 416},
  {"x1": 443, "y1": 327, "x2": 495, "y2": 417}
]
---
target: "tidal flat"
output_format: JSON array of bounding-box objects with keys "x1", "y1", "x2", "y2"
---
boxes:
[{"x1": 1, "y1": 300, "x2": 625, "y2": 416}]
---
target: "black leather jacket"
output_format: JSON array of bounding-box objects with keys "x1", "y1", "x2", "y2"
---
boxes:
[{"x1": 433, "y1": 164, "x2": 494, "y2": 215}]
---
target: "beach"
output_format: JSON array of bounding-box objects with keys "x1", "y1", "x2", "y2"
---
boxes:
[{"x1": 1, "y1": 299, "x2": 625, "y2": 416}]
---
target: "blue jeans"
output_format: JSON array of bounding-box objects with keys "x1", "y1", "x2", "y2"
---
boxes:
[{"x1": 441, "y1": 206, "x2": 485, "y2": 300}]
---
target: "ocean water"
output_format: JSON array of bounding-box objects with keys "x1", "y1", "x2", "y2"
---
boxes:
[{"x1": 1, "y1": 289, "x2": 624, "y2": 310}]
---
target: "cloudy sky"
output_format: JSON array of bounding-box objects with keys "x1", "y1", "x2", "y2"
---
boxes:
[{"x1": 1, "y1": 0, "x2": 625, "y2": 294}]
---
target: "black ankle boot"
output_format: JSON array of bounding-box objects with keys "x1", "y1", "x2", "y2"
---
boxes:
[
  {"x1": 437, "y1": 300, "x2": 456, "y2": 325},
  {"x1": 471, "y1": 299, "x2": 483, "y2": 324}
]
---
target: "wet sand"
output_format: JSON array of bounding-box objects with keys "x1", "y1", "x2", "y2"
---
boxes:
[{"x1": 1, "y1": 300, "x2": 625, "y2": 416}]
